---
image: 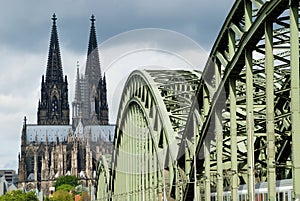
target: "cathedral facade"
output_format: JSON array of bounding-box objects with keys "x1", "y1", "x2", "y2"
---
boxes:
[{"x1": 18, "y1": 14, "x2": 114, "y2": 195}]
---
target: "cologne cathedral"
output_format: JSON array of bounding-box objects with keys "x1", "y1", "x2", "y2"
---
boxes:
[{"x1": 17, "y1": 14, "x2": 114, "y2": 195}]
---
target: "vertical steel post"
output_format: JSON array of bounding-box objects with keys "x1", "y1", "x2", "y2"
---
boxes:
[
  {"x1": 194, "y1": 116, "x2": 201, "y2": 201},
  {"x1": 133, "y1": 106, "x2": 138, "y2": 201},
  {"x1": 141, "y1": 113, "x2": 146, "y2": 201},
  {"x1": 229, "y1": 78, "x2": 238, "y2": 201},
  {"x1": 125, "y1": 124, "x2": 129, "y2": 199},
  {"x1": 193, "y1": 104, "x2": 198, "y2": 200},
  {"x1": 185, "y1": 143, "x2": 191, "y2": 177},
  {"x1": 129, "y1": 128, "x2": 132, "y2": 200},
  {"x1": 123, "y1": 133, "x2": 126, "y2": 201},
  {"x1": 228, "y1": 26, "x2": 238, "y2": 201},
  {"x1": 204, "y1": 85, "x2": 211, "y2": 201},
  {"x1": 246, "y1": 49, "x2": 255, "y2": 201},
  {"x1": 158, "y1": 113, "x2": 163, "y2": 201},
  {"x1": 245, "y1": 1, "x2": 255, "y2": 200},
  {"x1": 265, "y1": 19, "x2": 276, "y2": 201},
  {"x1": 215, "y1": 60, "x2": 223, "y2": 201},
  {"x1": 149, "y1": 127, "x2": 153, "y2": 200},
  {"x1": 290, "y1": 0, "x2": 300, "y2": 199}
]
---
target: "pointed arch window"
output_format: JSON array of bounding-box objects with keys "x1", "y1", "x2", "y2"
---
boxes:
[
  {"x1": 26, "y1": 150, "x2": 34, "y2": 179},
  {"x1": 52, "y1": 96, "x2": 58, "y2": 113}
]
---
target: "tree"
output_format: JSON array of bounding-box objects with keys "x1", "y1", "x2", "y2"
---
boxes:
[
  {"x1": 0, "y1": 190, "x2": 38, "y2": 201},
  {"x1": 54, "y1": 175, "x2": 79, "y2": 189},
  {"x1": 50, "y1": 190, "x2": 73, "y2": 201},
  {"x1": 56, "y1": 184, "x2": 74, "y2": 192}
]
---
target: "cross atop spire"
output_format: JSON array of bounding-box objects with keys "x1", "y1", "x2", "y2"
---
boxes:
[
  {"x1": 52, "y1": 13, "x2": 57, "y2": 24},
  {"x1": 46, "y1": 13, "x2": 63, "y2": 83},
  {"x1": 85, "y1": 14, "x2": 101, "y2": 86},
  {"x1": 38, "y1": 14, "x2": 69, "y2": 125},
  {"x1": 72, "y1": 15, "x2": 109, "y2": 127},
  {"x1": 90, "y1": 14, "x2": 95, "y2": 24}
]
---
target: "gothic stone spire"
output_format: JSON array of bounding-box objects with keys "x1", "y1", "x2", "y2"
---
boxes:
[
  {"x1": 74, "y1": 62, "x2": 82, "y2": 102},
  {"x1": 85, "y1": 14, "x2": 101, "y2": 89},
  {"x1": 38, "y1": 14, "x2": 70, "y2": 125},
  {"x1": 46, "y1": 13, "x2": 64, "y2": 83}
]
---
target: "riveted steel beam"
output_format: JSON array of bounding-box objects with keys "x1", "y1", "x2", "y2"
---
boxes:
[
  {"x1": 245, "y1": 48, "x2": 255, "y2": 201},
  {"x1": 96, "y1": 1, "x2": 300, "y2": 200},
  {"x1": 265, "y1": 19, "x2": 276, "y2": 200},
  {"x1": 204, "y1": 85, "x2": 211, "y2": 201},
  {"x1": 230, "y1": 78, "x2": 238, "y2": 201},
  {"x1": 290, "y1": 0, "x2": 300, "y2": 199}
]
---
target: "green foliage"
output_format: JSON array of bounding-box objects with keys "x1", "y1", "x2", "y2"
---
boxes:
[
  {"x1": 56, "y1": 184, "x2": 74, "y2": 192},
  {"x1": 50, "y1": 190, "x2": 73, "y2": 201},
  {"x1": 0, "y1": 190, "x2": 38, "y2": 201},
  {"x1": 44, "y1": 175, "x2": 83, "y2": 200},
  {"x1": 54, "y1": 175, "x2": 79, "y2": 188},
  {"x1": 44, "y1": 196, "x2": 51, "y2": 201}
]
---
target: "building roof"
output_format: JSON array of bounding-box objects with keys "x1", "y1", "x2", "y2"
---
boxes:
[
  {"x1": 26, "y1": 125, "x2": 72, "y2": 144},
  {"x1": 25, "y1": 124, "x2": 115, "y2": 144},
  {"x1": 84, "y1": 125, "x2": 114, "y2": 143}
]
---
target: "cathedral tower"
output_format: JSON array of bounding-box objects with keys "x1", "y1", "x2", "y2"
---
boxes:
[
  {"x1": 85, "y1": 15, "x2": 101, "y2": 90},
  {"x1": 18, "y1": 15, "x2": 114, "y2": 197},
  {"x1": 38, "y1": 14, "x2": 70, "y2": 125},
  {"x1": 72, "y1": 15, "x2": 109, "y2": 127}
]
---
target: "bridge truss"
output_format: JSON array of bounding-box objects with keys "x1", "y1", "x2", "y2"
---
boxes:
[{"x1": 96, "y1": 0, "x2": 300, "y2": 200}]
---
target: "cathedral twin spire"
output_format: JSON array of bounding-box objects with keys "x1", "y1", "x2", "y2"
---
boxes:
[
  {"x1": 19, "y1": 14, "x2": 111, "y2": 194},
  {"x1": 38, "y1": 13, "x2": 108, "y2": 126},
  {"x1": 73, "y1": 14, "x2": 109, "y2": 127},
  {"x1": 46, "y1": 14, "x2": 64, "y2": 84},
  {"x1": 38, "y1": 14, "x2": 69, "y2": 125},
  {"x1": 86, "y1": 15, "x2": 101, "y2": 83}
]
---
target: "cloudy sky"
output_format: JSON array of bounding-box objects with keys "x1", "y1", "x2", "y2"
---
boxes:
[{"x1": 0, "y1": 0, "x2": 234, "y2": 170}]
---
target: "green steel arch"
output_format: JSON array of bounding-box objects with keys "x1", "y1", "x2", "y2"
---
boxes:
[
  {"x1": 179, "y1": 0, "x2": 300, "y2": 200},
  {"x1": 96, "y1": 155, "x2": 111, "y2": 200},
  {"x1": 102, "y1": 70, "x2": 200, "y2": 200},
  {"x1": 96, "y1": 0, "x2": 300, "y2": 200}
]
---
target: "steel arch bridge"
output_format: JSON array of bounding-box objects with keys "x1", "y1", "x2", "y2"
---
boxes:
[{"x1": 96, "y1": 0, "x2": 300, "y2": 200}]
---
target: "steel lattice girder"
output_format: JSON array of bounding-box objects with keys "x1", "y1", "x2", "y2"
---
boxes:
[
  {"x1": 107, "y1": 70, "x2": 200, "y2": 200},
  {"x1": 95, "y1": 0, "x2": 300, "y2": 200},
  {"x1": 180, "y1": 0, "x2": 300, "y2": 200}
]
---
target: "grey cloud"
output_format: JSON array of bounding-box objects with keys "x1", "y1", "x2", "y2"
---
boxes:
[
  {"x1": 0, "y1": 0, "x2": 234, "y2": 54},
  {"x1": 99, "y1": 28, "x2": 208, "y2": 74},
  {"x1": 0, "y1": 0, "x2": 235, "y2": 170}
]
